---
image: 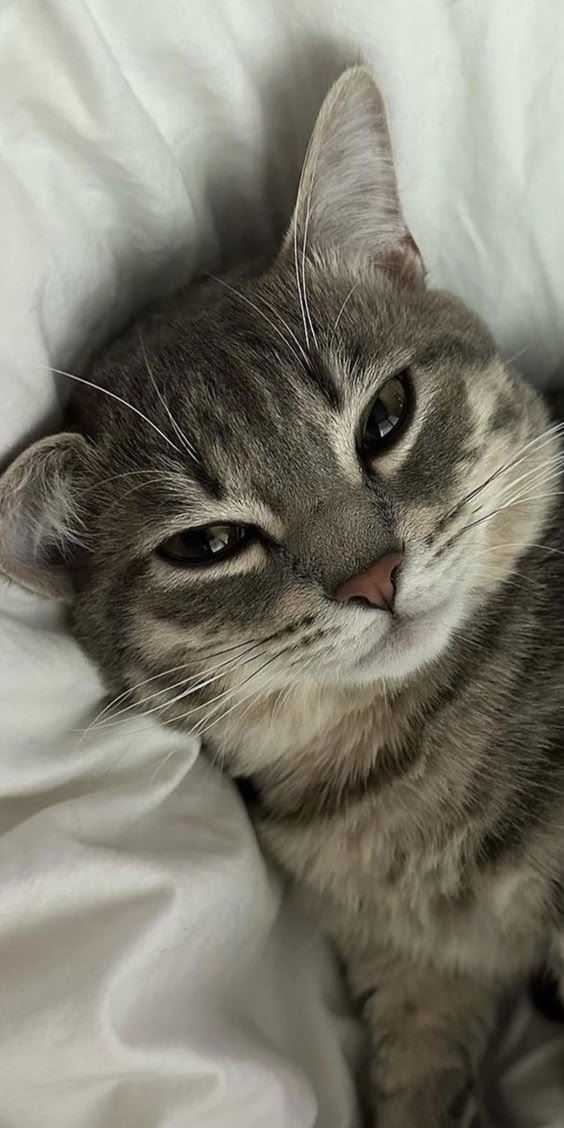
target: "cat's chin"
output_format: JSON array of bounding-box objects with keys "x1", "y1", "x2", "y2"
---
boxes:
[{"x1": 347, "y1": 596, "x2": 465, "y2": 685}]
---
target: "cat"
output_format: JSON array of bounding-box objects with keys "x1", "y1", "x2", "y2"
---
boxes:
[{"x1": 2, "y1": 66, "x2": 564, "y2": 1128}]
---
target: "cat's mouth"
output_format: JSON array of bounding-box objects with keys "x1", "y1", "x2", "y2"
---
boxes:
[
  {"x1": 350, "y1": 611, "x2": 419, "y2": 667},
  {"x1": 349, "y1": 595, "x2": 461, "y2": 680},
  {"x1": 381, "y1": 607, "x2": 433, "y2": 647}
]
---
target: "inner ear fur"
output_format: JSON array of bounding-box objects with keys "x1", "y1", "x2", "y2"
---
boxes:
[{"x1": 0, "y1": 431, "x2": 92, "y2": 599}]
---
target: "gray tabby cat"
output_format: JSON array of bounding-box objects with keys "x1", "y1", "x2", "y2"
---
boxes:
[{"x1": 2, "y1": 66, "x2": 564, "y2": 1127}]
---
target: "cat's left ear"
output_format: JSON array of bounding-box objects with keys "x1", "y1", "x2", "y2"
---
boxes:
[
  {"x1": 282, "y1": 65, "x2": 423, "y2": 284},
  {"x1": 0, "y1": 432, "x2": 92, "y2": 599}
]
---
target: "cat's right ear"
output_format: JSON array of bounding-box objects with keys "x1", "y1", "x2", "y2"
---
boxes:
[
  {"x1": 0, "y1": 433, "x2": 92, "y2": 599},
  {"x1": 281, "y1": 65, "x2": 423, "y2": 283}
]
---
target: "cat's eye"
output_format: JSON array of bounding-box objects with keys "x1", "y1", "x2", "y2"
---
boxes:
[
  {"x1": 157, "y1": 524, "x2": 251, "y2": 566},
  {"x1": 361, "y1": 371, "x2": 411, "y2": 453}
]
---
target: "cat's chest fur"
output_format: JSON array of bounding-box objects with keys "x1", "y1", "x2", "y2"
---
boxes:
[
  {"x1": 216, "y1": 679, "x2": 549, "y2": 978},
  {"x1": 260, "y1": 796, "x2": 545, "y2": 979}
]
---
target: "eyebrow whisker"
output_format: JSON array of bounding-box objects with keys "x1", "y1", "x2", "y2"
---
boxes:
[
  {"x1": 41, "y1": 365, "x2": 185, "y2": 457},
  {"x1": 207, "y1": 274, "x2": 310, "y2": 370},
  {"x1": 137, "y1": 327, "x2": 201, "y2": 464}
]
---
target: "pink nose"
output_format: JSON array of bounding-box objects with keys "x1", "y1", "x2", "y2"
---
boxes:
[{"x1": 335, "y1": 551, "x2": 403, "y2": 612}]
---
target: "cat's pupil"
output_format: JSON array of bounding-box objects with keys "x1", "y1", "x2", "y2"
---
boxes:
[
  {"x1": 158, "y1": 524, "x2": 247, "y2": 566},
  {"x1": 362, "y1": 372, "x2": 409, "y2": 451}
]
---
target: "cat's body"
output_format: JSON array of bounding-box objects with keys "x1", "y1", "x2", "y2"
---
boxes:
[
  {"x1": 234, "y1": 580, "x2": 564, "y2": 989},
  {"x1": 224, "y1": 524, "x2": 564, "y2": 1122},
  {"x1": 2, "y1": 67, "x2": 563, "y2": 1126}
]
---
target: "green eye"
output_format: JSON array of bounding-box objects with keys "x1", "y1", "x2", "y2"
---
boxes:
[
  {"x1": 362, "y1": 371, "x2": 411, "y2": 452},
  {"x1": 158, "y1": 524, "x2": 251, "y2": 566}
]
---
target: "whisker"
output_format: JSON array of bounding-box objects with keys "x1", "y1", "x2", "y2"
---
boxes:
[
  {"x1": 148, "y1": 654, "x2": 292, "y2": 787},
  {"x1": 504, "y1": 344, "x2": 531, "y2": 367},
  {"x1": 442, "y1": 422, "x2": 564, "y2": 523},
  {"x1": 205, "y1": 664, "x2": 289, "y2": 749},
  {"x1": 79, "y1": 637, "x2": 267, "y2": 739},
  {"x1": 300, "y1": 143, "x2": 320, "y2": 350},
  {"x1": 457, "y1": 493, "x2": 561, "y2": 539},
  {"x1": 179, "y1": 651, "x2": 283, "y2": 735},
  {"x1": 495, "y1": 453, "x2": 564, "y2": 505},
  {"x1": 146, "y1": 740, "x2": 190, "y2": 793},
  {"x1": 330, "y1": 280, "x2": 360, "y2": 351},
  {"x1": 80, "y1": 469, "x2": 173, "y2": 496},
  {"x1": 292, "y1": 135, "x2": 318, "y2": 351},
  {"x1": 209, "y1": 651, "x2": 323, "y2": 775},
  {"x1": 99, "y1": 642, "x2": 268, "y2": 730},
  {"x1": 483, "y1": 541, "x2": 564, "y2": 560},
  {"x1": 470, "y1": 560, "x2": 538, "y2": 590},
  {"x1": 79, "y1": 616, "x2": 314, "y2": 740},
  {"x1": 109, "y1": 671, "x2": 234, "y2": 735},
  {"x1": 484, "y1": 468, "x2": 564, "y2": 516},
  {"x1": 41, "y1": 365, "x2": 185, "y2": 457},
  {"x1": 461, "y1": 469, "x2": 563, "y2": 530},
  {"x1": 207, "y1": 275, "x2": 309, "y2": 369},
  {"x1": 119, "y1": 474, "x2": 188, "y2": 502},
  {"x1": 462, "y1": 431, "x2": 561, "y2": 514},
  {"x1": 193, "y1": 652, "x2": 283, "y2": 742},
  {"x1": 115, "y1": 648, "x2": 285, "y2": 747},
  {"x1": 496, "y1": 487, "x2": 562, "y2": 513},
  {"x1": 83, "y1": 471, "x2": 188, "y2": 520},
  {"x1": 137, "y1": 328, "x2": 200, "y2": 463}
]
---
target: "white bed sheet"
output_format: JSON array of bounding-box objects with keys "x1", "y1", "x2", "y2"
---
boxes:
[{"x1": 1, "y1": 1, "x2": 563, "y2": 1125}]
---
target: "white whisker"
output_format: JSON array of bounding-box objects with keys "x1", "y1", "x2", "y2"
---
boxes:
[
  {"x1": 193, "y1": 653, "x2": 282, "y2": 742},
  {"x1": 103, "y1": 643, "x2": 269, "y2": 730},
  {"x1": 495, "y1": 452, "x2": 564, "y2": 505},
  {"x1": 42, "y1": 365, "x2": 184, "y2": 457},
  {"x1": 483, "y1": 540, "x2": 564, "y2": 557},
  {"x1": 330, "y1": 280, "x2": 360, "y2": 350},
  {"x1": 79, "y1": 638, "x2": 263, "y2": 739},
  {"x1": 300, "y1": 145, "x2": 320, "y2": 350},
  {"x1": 504, "y1": 344, "x2": 531, "y2": 367},
  {"x1": 292, "y1": 140, "x2": 316, "y2": 350},
  {"x1": 444, "y1": 421, "x2": 564, "y2": 521},
  {"x1": 208, "y1": 275, "x2": 309, "y2": 369},
  {"x1": 206, "y1": 664, "x2": 289, "y2": 745},
  {"x1": 81, "y1": 469, "x2": 173, "y2": 496},
  {"x1": 179, "y1": 652, "x2": 281, "y2": 736},
  {"x1": 458, "y1": 487, "x2": 560, "y2": 537},
  {"x1": 137, "y1": 328, "x2": 200, "y2": 463}
]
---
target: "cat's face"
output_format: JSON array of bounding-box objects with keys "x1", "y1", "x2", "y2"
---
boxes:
[
  {"x1": 0, "y1": 67, "x2": 556, "y2": 746},
  {"x1": 66, "y1": 271, "x2": 548, "y2": 697}
]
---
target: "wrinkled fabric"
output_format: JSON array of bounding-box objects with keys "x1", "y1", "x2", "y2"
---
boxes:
[{"x1": 0, "y1": 1, "x2": 563, "y2": 1125}]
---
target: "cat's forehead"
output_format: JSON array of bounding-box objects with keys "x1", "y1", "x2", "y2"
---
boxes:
[
  {"x1": 164, "y1": 272, "x2": 495, "y2": 461},
  {"x1": 155, "y1": 270, "x2": 488, "y2": 421},
  {"x1": 82, "y1": 267, "x2": 502, "y2": 527},
  {"x1": 154, "y1": 281, "x2": 396, "y2": 496}
]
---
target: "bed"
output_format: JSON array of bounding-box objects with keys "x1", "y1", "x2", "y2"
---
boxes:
[{"x1": 1, "y1": 1, "x2": 563, "y2": 1124}]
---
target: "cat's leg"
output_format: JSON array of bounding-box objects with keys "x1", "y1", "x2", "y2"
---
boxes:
[{"x1": 348, "y1": 950, "x2": 494, "y2": 1128}]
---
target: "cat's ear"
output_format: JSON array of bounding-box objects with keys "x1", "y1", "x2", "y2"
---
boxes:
[
  {"x1": 282, "y1": 65, "x2": 423, "y2": 283},
  {"x1": 0, "y1": 432, "x2": 92, "y2": 599}
]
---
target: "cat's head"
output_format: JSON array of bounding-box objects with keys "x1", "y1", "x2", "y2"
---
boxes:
[{"x1": 0, "y1": 67, "x2": 556, "y2": 752}]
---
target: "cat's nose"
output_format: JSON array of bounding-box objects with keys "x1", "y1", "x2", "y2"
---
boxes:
[{"x1": 335, "y1": 551, "x2": 403, "y2": 612}]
